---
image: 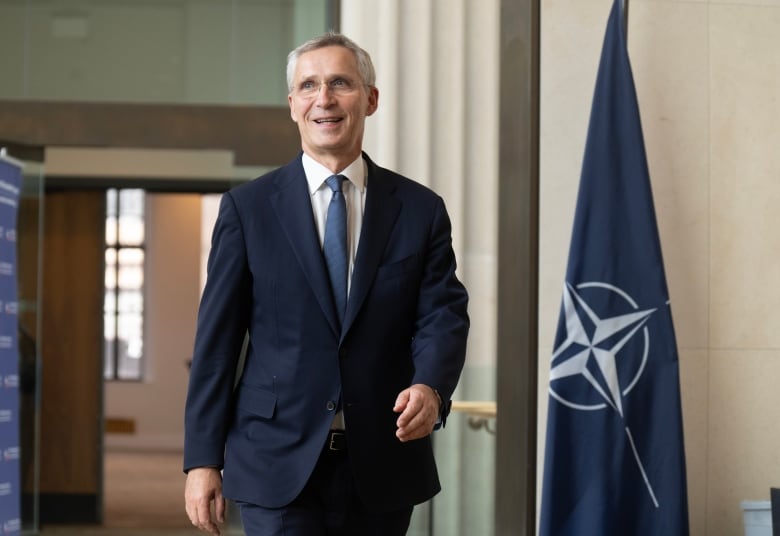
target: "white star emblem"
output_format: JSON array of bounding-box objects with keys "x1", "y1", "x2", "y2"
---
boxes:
[
  {"x1": 550, "y1": 282, "x2": 656, "y2": 417},
  {"x1": 548, "y1": 280, "x2": 661, "y2": 507}
]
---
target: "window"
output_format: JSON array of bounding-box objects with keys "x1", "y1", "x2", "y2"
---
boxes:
[{"x1": 104, "y1": 189, "x2": 145, "y2": 380}]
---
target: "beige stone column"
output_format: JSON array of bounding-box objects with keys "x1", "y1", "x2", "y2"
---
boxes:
[
  {"x1": 341, "y1": 2, "x2": 501, "y2": 534},
  {"x1": 341, "y1": 0, "x2": 500, "y2": 370}
]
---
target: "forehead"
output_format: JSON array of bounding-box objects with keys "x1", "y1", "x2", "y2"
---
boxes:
[{"x1": 293, "y1": 46, "x2": 359, "y2": 79}]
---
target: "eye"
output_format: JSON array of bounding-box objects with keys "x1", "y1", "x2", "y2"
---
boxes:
[
  {"x1": 300, "y1": 80, "x2": 316, "y2": 90},
  {"x1": 330, "y1": 78, "x2": 352, "y2": 90}
]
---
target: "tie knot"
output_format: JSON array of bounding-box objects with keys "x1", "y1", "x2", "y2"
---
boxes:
[{"x1": 325, "y1": 175, "x2": 346, "y2": 193}]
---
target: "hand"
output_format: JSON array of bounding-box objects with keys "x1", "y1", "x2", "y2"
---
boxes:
[
  {"x1": 393, "y1": 384, "x2": 441, "y2": 442},
  {"x1": 184, "y1": 467, "x2": 225, "y2": 534}
]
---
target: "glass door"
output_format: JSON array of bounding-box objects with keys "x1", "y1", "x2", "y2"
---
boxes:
[{"x1": 16, "y1": 157, "x2": 44, "y2": 534}]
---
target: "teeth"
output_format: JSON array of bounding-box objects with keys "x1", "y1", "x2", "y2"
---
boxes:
[{"x1": 315, "y1": 118, "x2": 339, "y2": 123}]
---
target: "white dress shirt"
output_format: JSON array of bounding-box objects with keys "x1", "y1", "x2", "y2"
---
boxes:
[{"x1": 302, "y1": 153, "x2": 367, "y2": 295}]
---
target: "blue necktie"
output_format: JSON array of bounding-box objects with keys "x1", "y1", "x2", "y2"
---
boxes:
[{"x1": 323, "y1": 175, "x2": 348, "y2": 326}]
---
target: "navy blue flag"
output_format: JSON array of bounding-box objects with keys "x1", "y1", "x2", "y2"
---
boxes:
[{"x1": 539, "y1": 1, "x2": 689, "y2": 535}]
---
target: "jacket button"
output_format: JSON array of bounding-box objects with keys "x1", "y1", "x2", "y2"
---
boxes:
[{"x1": 326, "y1": 401, "x2": 336, "y2": 411}]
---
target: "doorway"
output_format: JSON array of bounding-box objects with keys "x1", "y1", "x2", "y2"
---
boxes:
[{"x1": 35, "y1": 148, "x2": 252, "y2": 530}]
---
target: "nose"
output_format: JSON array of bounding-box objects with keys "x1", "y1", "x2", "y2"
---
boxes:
[{"x1": 314, "y1": 82, "x2": 335, "y2": 104}]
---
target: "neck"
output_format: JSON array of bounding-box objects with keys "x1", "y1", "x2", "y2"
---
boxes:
[{"x1": 304, "y1": 149, "x2": 361, "y2": 174}]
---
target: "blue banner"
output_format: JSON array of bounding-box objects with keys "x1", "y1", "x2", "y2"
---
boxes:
[
  {"x1": 0, "y1": 153, "x2": 21, "y2": 535},
  {"x1": 539, "y1": 2, "x2": 689, "y2": 535}
]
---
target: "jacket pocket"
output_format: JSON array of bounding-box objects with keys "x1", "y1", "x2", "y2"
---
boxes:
[
  {"x1": 375, "y1": 253, "x2": 420, "y2": 280},
  {"x1": 235, "y1": 384, "x2": 277, "y2": 419}
]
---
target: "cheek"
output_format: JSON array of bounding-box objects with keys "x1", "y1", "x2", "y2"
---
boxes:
[{"x1": 289, "y1": 99, "x2": 307, "y2": 122}]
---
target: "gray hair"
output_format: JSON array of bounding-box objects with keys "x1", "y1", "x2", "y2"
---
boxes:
[{"x1": 286, "y1": 32, "x2": 376, "y2": 92}]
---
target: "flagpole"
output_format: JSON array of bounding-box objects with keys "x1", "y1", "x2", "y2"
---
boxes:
[{"x1": 621, "y1": 0, "x2": 629, "y2": 37}]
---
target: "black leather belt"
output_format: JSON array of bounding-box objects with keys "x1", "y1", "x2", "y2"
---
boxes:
[{"x1": 325, "y1": 430, "x2": 347, "y2": 453}]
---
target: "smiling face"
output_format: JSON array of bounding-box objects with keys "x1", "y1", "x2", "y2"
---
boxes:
[{"x1": 288, "y1": 45, "x2": 379, "y2": 173}]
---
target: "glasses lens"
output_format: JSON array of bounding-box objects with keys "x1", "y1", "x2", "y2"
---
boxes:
[{"x1": 297, "y1": 78, "x2": 358, "y2": 97}]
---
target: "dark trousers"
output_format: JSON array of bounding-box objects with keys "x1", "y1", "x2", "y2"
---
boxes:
[{"x1": 237, "y1": 447, "x2": 413, "y2": 536}]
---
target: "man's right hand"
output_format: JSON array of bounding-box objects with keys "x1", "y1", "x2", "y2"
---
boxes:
[{"x1": 184, "y1": 467, "x2": 225, "y2": 535}]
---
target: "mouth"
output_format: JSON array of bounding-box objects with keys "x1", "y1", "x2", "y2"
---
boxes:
[{"x1": 313, "y1": 117, "x2": 343, "y2": 125}]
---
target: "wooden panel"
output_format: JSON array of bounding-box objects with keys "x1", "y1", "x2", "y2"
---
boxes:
[
  {"x1": 105, "y1": 417, "x2": 136, "y2": 435},
  {"x1": 40, "y1": 191, "x2": 105, "y2": 496},
  {"x1": 0, "y1": 100, "x2": 300, "y2": 167}
]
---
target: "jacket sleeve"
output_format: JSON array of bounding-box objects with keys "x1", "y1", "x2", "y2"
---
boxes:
[
  {"x1": 183, "y1": 192, "x2": 252, "y2": 472},
  {"x1": 409, "y1": 195, "x2": 470, "y2": 426}
]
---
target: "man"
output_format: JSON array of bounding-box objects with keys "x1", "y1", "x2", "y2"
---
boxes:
[{"x1": 183, "y1": 32, "x2": 469, "y2": 536}]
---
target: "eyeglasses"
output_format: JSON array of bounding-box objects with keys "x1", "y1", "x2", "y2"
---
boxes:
[{"x1": 293, "y1": 77, "x2": 365, "y2": 98}]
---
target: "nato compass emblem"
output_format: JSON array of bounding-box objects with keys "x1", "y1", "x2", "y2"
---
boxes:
[{"x1": 549, "y1": 281, "x2": 660, "y2": 507}]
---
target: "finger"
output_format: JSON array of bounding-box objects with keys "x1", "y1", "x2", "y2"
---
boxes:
[
  {"x1": 393, "y1": 389, "x2": 410, "y2": 413},
  {"x1": 215, "y1": 494, "x2": 226, "y2": 524},
  {"x1": 397, "y1": 421, "x2": 430, "y2": 441},
  {"x1": 185, "y1": 502, "x2": 195, "y2": 527},
  {"x1": 397, "y1": 390, "x2": 428, "y2": 425},
  {"x1": 207, "y1": 487, "x2": 225, "y2": 534},
  {"x1": 396, "y1": 405, "x2": 436, "y2": 441},
  {"x1": 396, "y1": 388, "x2": 424, "y2": 418},
  {"x1": 196, "y1": 498, "x2": 216, "y2": 533},
  {"x1": 397, "y1": 401, "x2": 423, "y2": 429},
  {"x1": 185, "y1": 489, "x2": 203, "y2": 528},
  {"x1": 207, "y1": 519, "x2": 222, "y2": 536},
  {"x1": 401, "y1": 409, "x2": 434, "y2": 435}
]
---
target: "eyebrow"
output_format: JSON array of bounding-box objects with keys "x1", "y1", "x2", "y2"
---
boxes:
[{"x1": 297, "y1": 72, "x2": 355, "y2": 82}]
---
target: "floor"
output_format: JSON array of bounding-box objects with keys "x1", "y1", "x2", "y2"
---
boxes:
[{"x1": 38, "y1": 450, "x2": 242, "y2": 536}]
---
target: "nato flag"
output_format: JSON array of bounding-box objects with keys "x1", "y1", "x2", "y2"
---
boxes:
[{"x1": 539, "y1": 1, "x2": 689, "y2": 535}]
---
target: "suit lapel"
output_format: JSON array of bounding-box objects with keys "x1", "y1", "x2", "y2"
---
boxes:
[
  {"x1": 269, "y1": 157, "x2": 341, "y2": 337},
  {"x1": 343, "y1": 157, "x2": 401, "y2": 337}
]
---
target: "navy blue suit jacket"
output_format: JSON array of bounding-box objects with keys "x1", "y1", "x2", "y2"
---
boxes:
[{"x1": 183, "y1": 152, "x2": 469, "y2": 512}]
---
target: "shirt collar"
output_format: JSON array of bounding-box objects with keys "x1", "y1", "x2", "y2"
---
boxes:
[{"x1": 302, "y1": 153, "x2": 366, "y2": 195}]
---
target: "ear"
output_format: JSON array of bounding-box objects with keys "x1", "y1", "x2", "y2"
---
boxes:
[
  {"x1": 365, "y1": 86, "x2": 379, "y2": 117},
  {"x1": 288, "y1": 94, "x2": 298, "y2": 122}
]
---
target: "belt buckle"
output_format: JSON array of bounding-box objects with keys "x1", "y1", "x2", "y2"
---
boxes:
[{"x1": 329, "y1": 431, "x2": 345, "y2": 451}]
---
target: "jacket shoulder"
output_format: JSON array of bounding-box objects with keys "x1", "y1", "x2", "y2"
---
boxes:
[
  {"x1": 227, "y1": 155, "x2": 304, "y2": 204},
  {"x1": 365, "y1": 155, "x2": 441, "y2": 202}
]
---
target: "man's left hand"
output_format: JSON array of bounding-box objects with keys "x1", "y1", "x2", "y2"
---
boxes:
[{"x1": 393, "y1": 384, "x2": 440, "y2": 442}]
